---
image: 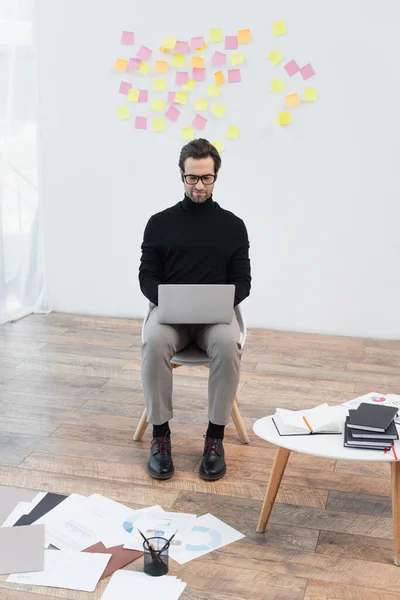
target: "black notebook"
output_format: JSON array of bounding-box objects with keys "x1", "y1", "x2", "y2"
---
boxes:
[
  {"x1": 344, "y1": 418, "x2": 392, "y2": 450},
  {"x1": 346, "y1": 402, "x2": 398, "y2": 432},
  {"x1": 350, "y1": 415, "x2": 398, "y2": 440}
]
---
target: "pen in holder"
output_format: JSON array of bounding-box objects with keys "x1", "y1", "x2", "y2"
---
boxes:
[{"x1": 143, "y1": 536, "x2": 170, "y2": 576}]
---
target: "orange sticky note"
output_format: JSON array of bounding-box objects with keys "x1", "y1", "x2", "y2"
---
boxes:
[
  {"x1": 113, "y1": 58, "x2": 128, "y2": 72},
  {"x1": 155, "y1": 60, "x2": 168, "y2": 73},
  {"x1": 190, "y1": 56, "x2": 204, "y2": 68},
  {"x1": 238, "y1": 29, "x2": 251, "y2": 43},
  {"x1": 214, "y1": 71, "x2": 225, "y2": 85},
  {"x1": 285, "y1": 93, "x2": 300, "y2": 107}
]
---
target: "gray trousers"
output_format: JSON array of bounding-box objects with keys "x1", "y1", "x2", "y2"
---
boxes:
[{"x1": 141, "y1": 304, "x2": 242, "y2": 425}]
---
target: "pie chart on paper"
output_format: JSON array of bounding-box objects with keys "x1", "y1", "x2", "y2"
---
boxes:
[{"x1": 185, "y1": 525, "x2": 223, "y2": 552}]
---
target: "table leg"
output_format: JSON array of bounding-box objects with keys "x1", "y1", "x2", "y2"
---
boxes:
[
  {"x1": 257, "y1": 446, "x2": 291, "y2": 533},
  {"x1": 391, "y1": 461, "x2": 400, "y2": 566}
]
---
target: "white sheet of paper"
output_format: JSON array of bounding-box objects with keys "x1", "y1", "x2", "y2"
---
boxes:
[
  {"x1": 101, "y1": 569, "x2": 187, "y2": 600},
  {"x1": 1, "y1": 492, "x2": 47, "y2": 528},
  {"x1": 97, "y1": 503, "x2": 165, "y2": 548},
  {"x1": 7, "y1": 549, "x2": 111, "y2": 592},
  {"x1": 123, "y1": 511, "x2": 197, "y2": 552},
  {"x1": 342, "y1": 392, "x2": 400, "y2": 423},
  {"x1": 34, "y1": 493, "x2": 88, "y2": 547},
  {"x1": 170, "y1": 513, "x2": 245, "y2": 564}
]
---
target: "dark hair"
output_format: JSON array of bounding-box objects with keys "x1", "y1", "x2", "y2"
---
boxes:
[{"x1": 178, "y1": 138, "x2": 222, "y2": 175}]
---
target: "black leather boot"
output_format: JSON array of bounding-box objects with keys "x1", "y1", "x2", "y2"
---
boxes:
[
  {"x1": 199, "y1": 435, "x2": 226, "y2": 481},
  {"x1": 147, "y1": 434, "x2": 174, "y2": 480}
]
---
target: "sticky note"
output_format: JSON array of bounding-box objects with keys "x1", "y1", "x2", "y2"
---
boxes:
[
  {"x1": 277, "y1": 111, "x2": 291, "y2": 125},
  {"x1": 119, "y1": 81, "x2": 132, "y2": 94},
  {"x1": 225, "y1": 36, "x2": 238, "y2": 50},
  {"x1": 135, "y1": 116, "x2": 147, "y2": 129},
  {"x1": 190, "y1": 56, "x2": 204, "y2": 68},
  {"x1": 191, "y1": 36, "x2": 204, "y2": 49},
  {"x1": 168, "y1": 91, "x2": 176, "y2": 103},
  {"x1": 212, "y1": 139, "x2": 224, "y2": 153},
  {"x1": 211, "y1": 102, "x2": 227, "y2": 119},
  {"x1": 304, "y1": 87, "x2": 318, "y2": 101},
  {"x1": 210, "y1": 28, "x2": 223, "y2": 42},
  {"x1": 127, "y1": 88, "x2": 140, "y2": 102},
  {"x1": 195, "y1": 99, "x2": 208, "y2": 111},
  {"x1": 267, "y1": 49, "x2": 284, "y2": 66},
  {"x1": 195, "y1": 41, "x2": 207, "y2": 53},
  {"x1": 228, "y1": 68, "x2": 241, "y2": 83},
  {"x1": 182, "y1": 127, "x2": 195, "y2": 140},
  {"x1": 226, "y1": 125, "x2": 240, "y2": 140},
  {"x1": 284, "y1": 60, "x2": 300, "y2": 77},
  {"x1": 163, "y1": 37, "x2": 176, "y2": 49},
  {"x1": 153, "y1": 78, "x2": 166, "y2": 92},
  {"x1": 193, "y1": 114, "x2": 207, "y2": 130},
  {"x1": 212, "y1": 51, "x2": 226, "y2": 66},
  {"x1": 300, "y1": 63, "x2": 316, "y2": 80},
  {"x1": 113, "y1": 58, "x2": 128, "y2": 72},
  {"x1": 175, "y1": 41, "x2": 189, "y2": 54},
  {"x1": 137, "y1": 46, "x2": 152, "y2": 60},
  {"x1": 117, "y1": 106, "x2": 130, "y2": 120},
  {"x1": 138, "y1": 61, "x2": 150, "y2": 75},
  {"x1": 192, "y1": 67, "x2": 206, "y2": 81},
  {"x1": 231, "y1": 52, "x2": 244, "y2": 66},
  {"x1": 151, "y1": 99, "x2": 165, "y2": 112},
  {"x1": 139, "y1": 89, "x2": 148, "y2": 103},
  {"x1": 272, "y1": 20, "x2": 287, "y2": 36},
  {"x1": 176, "y1": 71, "x2": 189, "y2": 84},
  {"x1": 121, "y1": 31, "x2": 134, "y2": 45},
  {"x1": 237, "y1": 29, "x2": 251, "y2": 44},
  {"x1": 165, "y1": 105, "x2": 181, "y2": 122},
  {"x1": 155, "y1": 61, "x2": 168, "y2": 73},
  {"x1": 174, "y1": 91, "x2": 188, "y2": 104},
  {"x1": 159, "y1": 46, "x2": 168, "y2": 53},
  {"x1": 270, "y1": 79, "x2": 284, "y2": 93},
  {"x1": 285, "y1": 93, "x2": 300, "y2": 107},
  {"x1": 152, "y1": 118, "x2": 165, "y2": 132},
  {"x1": 182, "y1": 79, "x2": 196, "y2": 91},
  {"x1": 172, "y1": 54, "x2": 186, "y2": 68},
  {"x1": 207, "y1": 84, "x2": 220, "y2": 97},
  {"x1": 214, "y1": 71, "x2": 225, "y2": 85},
  {"x1": 128, "y1": 58, "x2": 141, "y2": 71}
]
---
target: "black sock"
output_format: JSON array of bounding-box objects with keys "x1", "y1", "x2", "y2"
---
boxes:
[
  {"x1": 152, "y1": 422, "x2": 170, "y2": 438},
  {"x1": 206, "y1": 421, "x2": 225, "y2": 440}
]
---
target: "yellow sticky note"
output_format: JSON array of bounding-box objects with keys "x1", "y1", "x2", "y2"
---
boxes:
[
  {"x1": 214, "y1": 71, "x2": 225, "y2": 85},
  {"x1": 212, "y1": 139, "x2": 224, "y2": 153},
  {"x1": 138, "y1": 61, "x2": 150, "y2": 75},
  {"x1": 153, "y1": 78, "x2": 166, "y2": 92},
  {"x1": 152, "y1": 118, "x2": 165, "y2": 132},
  {"x1": 304, "y1": 88, "x2": 318, "y2": 102},
  {"x1": 127, "y1": 88, "x2": 140, "y2": 102},
  {"x1": 117, "y1": 106, "x2": 130, "y2": 120},
  {"x1": 267, "y1": 49, "x2": 284, "y2": 66},
  {"x1": 182, "y1": 126, "x2": 195, "y2": 140},
  {"x1": 182, "y1": 78, "x2": 196, "y2": 91},
  {"x1": 113, "y1": 58, "x2": 128, "y2": 72},
  {"x1": 163, "y1": 37, "x2": 176, "y2": 49},
  {"x1": 159, "y1": 46, "x2": 168, "y2": 53},
  {"x1": 270, "y1": 78, "x2": 284, "y2": 93},
  {"x1": 151, "y1": 99, "x2": 165, "y2": 112},
  {"x1": 272, "y1": 20, "x2": 287, "y2": 36},
  {"x1": 190, "y1": 56, "x2": 204, "y2": 68},
  {"x1": 211, "y1": 102, "x2": 226, "y2": 119},
  {"x1": 277, "y1": 111, "x2": 291, "y2": 125},
  {"x1": 285, "y1": 93, "x2": 300, "y2": 107},
  {"x1": 195, "y1": 99, "x2": 208, "y2": 111},
  {"x1": 226, "y1": 125, "x2": 240, "y2": 140},
  {"x1": 238, "y1": 29, "x2": 251, "y2": 44},
  {"x1": 231, "y1": 52, "x2": 244, "y2": 66},
  {"x1": 210, "y1": 28, "x2": 223, "y2": 42},
  {"x1": 207, "y1": 84, "x2": 220, "y2": 98},
  {"x1": 195, "y1": 41, "x2": 207, "y2": 53},
  {"x1": 174, "y1": 91, "x2": 188, "y2": 104},
  {"x1": 172, "y1": 53, "x2": 186, "y2": 68},
  {"x1": 155, "y1": 60, "x2": 168, "y2": 73}
]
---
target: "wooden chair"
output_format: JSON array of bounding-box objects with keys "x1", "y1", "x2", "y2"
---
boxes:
[{"x1": 133, "y1": 304, "x2": 250, "y2": 444}]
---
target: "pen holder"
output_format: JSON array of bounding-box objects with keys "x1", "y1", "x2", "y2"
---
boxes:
[{"x1": 143, "y1": 536, "x2": 169, "y2": 577}]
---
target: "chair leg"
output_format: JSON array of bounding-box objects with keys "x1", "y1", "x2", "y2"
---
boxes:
[
  {"x1": 133, "y1": 408, "x2": 148, "y2": 441},
  {"x1": 231, "y1": 395, "x2": 249, "y2": 444}
]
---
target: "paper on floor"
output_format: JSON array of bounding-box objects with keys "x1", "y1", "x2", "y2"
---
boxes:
[
  {"x1": 0, "y1": 492, "x2": 46, "y2": 528},
  {"x1": 101, "y1": 569, "x2": 186, "y2": 600},
  {"x1": 0, "y1": 524, "x2": 45, "y2": 575},
  {"x1": 122, "y1": 510, "x2": 197, "y2": 551}
]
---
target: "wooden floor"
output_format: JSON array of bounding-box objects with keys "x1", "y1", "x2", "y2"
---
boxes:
[{"x1": 1, "y1": 313, "x2": 400, "y2": 599}]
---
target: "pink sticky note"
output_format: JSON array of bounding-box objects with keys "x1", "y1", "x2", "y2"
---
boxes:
[
  {"x1": 121, "y1": 31, "x2": 134, "y2": 45},
  {"x1": 138, "y1": 89, "x2": 148, "y2": 102},
  {"x1": 193, "y1": 114, "x2": 207, "y2": 130},
  {"x1": 212, "y1": 51, "x2": 227, "y2": 66},
  {"x1": 175, "y1": 41, "x2": 189, "y2": 54},
  {"x1": 168, "y1": 91, "x2": 176, "y2": 104},
  {"x1": 135, "y1": 116, "x2": 147, "y2": 129},
  {"x1": 136, "y1": 46, "x2": 152, "y2": 60},
  {"x1": 119, "y1": 81, "x2": 132, "y2": 94},
  {"x1": 165, "y1": 105, "x2": 181, "y2": 122},
  {"x1": 284, "y1": 60, "x2": 300, "y2": 77},
  {"x1": 300, "y1": 63, "x2": 316, "y2": 80},
  {"x1": 191, "y1": 36, "x2": 204, "y2": 49},
  {"x1": 176, "y1": 71, "x2": 189, "y2": 85},
  {"x1": 225, "y1": 36, "x2": 238, "y2": 50},
  {"x1": 128, "y1": 58, "x2": 141, "y2": 71},
  {"x1": 192, "y1": 67, "x2": 206, "y2": 81},
  {"x1": 228, "y1": 68, "x2": 241, "y2": 83}
]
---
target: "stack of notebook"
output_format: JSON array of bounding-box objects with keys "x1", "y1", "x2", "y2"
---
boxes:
[{"x1": 344, "y1": 403, "x2": 399, "y2": 450}]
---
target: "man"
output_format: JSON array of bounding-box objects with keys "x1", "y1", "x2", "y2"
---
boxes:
[{"x1": 139, "y1": 138, "x2": 251, "y2": 481}]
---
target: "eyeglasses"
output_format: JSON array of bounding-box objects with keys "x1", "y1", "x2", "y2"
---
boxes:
[{"x1": 183, "y1": 174, "x2": 216, "y2": 185}]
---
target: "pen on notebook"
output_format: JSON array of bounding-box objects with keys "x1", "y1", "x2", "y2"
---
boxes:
[{"x1": 302, "y1": 416, "x2": 313, "y2": 433}]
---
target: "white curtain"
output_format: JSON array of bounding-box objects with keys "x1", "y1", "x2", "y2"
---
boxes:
[{"x1": 0, "y1": 0, "x2": 49, "y2": 324}]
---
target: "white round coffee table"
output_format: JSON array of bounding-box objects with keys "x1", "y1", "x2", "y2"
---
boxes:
[{"x1": 253, "y1": 415, "x2": 400, "y2": 565}]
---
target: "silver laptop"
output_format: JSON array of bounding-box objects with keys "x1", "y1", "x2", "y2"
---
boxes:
[{"x1": 158, "y1": 284, "x2": 235, "y2": 324}]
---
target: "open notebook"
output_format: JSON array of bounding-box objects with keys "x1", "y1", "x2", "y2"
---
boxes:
[{"x1": 272, "y1": 403, "x2": 347, "y2": 436}]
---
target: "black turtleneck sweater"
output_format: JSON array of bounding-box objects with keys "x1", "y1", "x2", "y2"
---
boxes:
[{"x1": 139, "y1": 195, "x2": 251, "y2": 307}]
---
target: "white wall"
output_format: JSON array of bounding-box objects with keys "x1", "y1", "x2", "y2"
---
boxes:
[{"x1": 36, "y1": 0, "x2": 400, "y2": 338}]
